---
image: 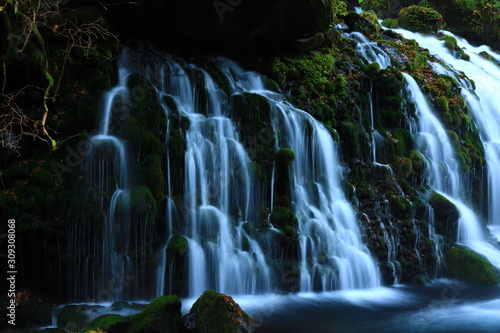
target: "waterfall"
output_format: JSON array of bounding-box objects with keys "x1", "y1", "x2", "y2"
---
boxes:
[
  {"x1": 221, "y1": 61, "x2": 381, "y2": 291},
  {"x1": 404, "y1": 73, "x2": 500, "y2": 269},
  {"x1": 83, "y1": 48, "x2": 382, "y2": 300},
  {"x1": 273, "y1": 102, "x2": 381, "y2": 291},
  {"x1": 392, "y1": 28, "x2": 500, "y2": 243}
]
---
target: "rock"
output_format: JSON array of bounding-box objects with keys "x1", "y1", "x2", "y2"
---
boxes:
[
  {"x1": 128, "y1": 295, "x2": 183, "y2": 333},
  {"x1": 428, "y1": 191, "x2": 459, "y2": 240},
  {"x1": 57, "y1": 304, "x2": 92, "y2": 331},
  {"x1": 293, "y1": 32, "x2": 325, "y2": 53},
  {"x1": 344, "y1": 12, "x2": 378, "y2": 36},
  {"x1": 446, "y1": 245, "x2": 500, "y2": 285},
  {"x1": 83, "y1": 314, "x2": 131, "y2": 333},
  {"x1": 186, "y1": 290, "x2": 260, "y2": 333}
]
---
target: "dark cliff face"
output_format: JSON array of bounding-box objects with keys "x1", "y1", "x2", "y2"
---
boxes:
[{"x1": 103, "y1": 0, "x2": 333, "y2": 55}]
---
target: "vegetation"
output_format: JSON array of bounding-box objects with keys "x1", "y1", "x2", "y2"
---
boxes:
[
  {"x1": 447, "y1": 245, "x2": 500, "y2": 284},
  {"x1": 187, "y1": 290, "x2": 259, "y2": 333},
  {"x1": 398, "y1": 5, "x2": 445, "y2": 34}
]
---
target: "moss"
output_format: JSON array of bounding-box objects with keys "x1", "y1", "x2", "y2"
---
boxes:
[
  {"x1": 447, "y1": 245, "x2": 500, "y2": 285},
  {"x1": 344, "y1": 12, "x2": 379, "y2": 37},
  {"x1": 229, "y1": 92, "x2": 274, "y2": 182},
  {"x1": 167, "y1": 234, "x2": 188, "y2": 257},
  {"x1": 409, "y1": 150, "x2": 424, "y2": 174},
  {"x1": 136, "y1": 155, "x2": 165, "y2": 209},
  {"x1": 57, "y1": 305, "x2": 90, "y2": 331},
  {"x1": 275, "y1": 148, "x2": 295, "y2": 166},
  {"x1": 389, "y1": 194, "x2": 409, "y2": 218},
  {"x1": 128, "y1": 295, "x2": 183, "y2": 333},
  {"x1": 461, "y1": 53, "x2": 470, "y2": 61},
  {"x1": 398, "y1": 5, "x2": 444, "y2": 34},
  {"x1": 428, "y1": 191, "x2": 459, "y2": 239},
  {"x1": 382, "y1": 19, "x2": 399, "y2": 29},
  {"x1": 83, "y1": 314, "x2": 130, "y2": 332},
  {"x1": 130, "y1": 186, "x2": 157, "y2": 223},
  {"x1": 168, "y1": 133, "x2": 187, "y2": 162},
  {"x1": 188, "y1": 290, "x2": 258, "y2": 333},
  {"x1": 361, "y1": 0, "x2": 388, "y2": 15},
  {"x1": 269, "y1": 206, "x2": 298, "y2": 229},
  {"x1": 364, "y1": 62, "x2": 381, "y2": 77},
  {"x1": 395, "y1": 157, "x2": 413, "y2": 178},
  {"x1": 479, "y1": 51, "x2": 500, "y2": 67}
]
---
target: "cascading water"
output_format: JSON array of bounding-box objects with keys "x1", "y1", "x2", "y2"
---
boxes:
[
  {"x1": 351, "y1": 24, "x2": 500, "y2": 272},
  {"x1": 404, "y1": 73, "x2": 500, "y2": 268},
  {"x1": 83, "y1": 48, "x2": 382, "y2": 301},
  {"x1": 220, "y1": 61, "x2": 381, "y2": 291},
  {"x1": 273, "y1": 103, "x2": 380, "y2": 291},
  {"x1": 393, "y1": 28, "x2": 500, "y2": 243}
]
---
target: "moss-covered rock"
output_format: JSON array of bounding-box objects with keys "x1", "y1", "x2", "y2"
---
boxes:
[
  {"x1": 269, "y1": 206, "x2": 298, "y2": 229},
  {"x1": 446, "y1": 245, "x2": 500, "y2": 285},
  {"x1": 382, "y1": 18, "x2": 399, "y2": 29},
  {"x1": 428, "y1": 0, "x2": 500, "y2": 51},
  {"x1": 83, "y1": 314, "x2": 131, "y2": 333},
  {"x1": 395, "y1": 157, "x2": 412, "y2": 178},
  {"x1": 186, "y1": 290, "x2": 260, "y2": 333},
  {"x1": 128, "y1": 295, "x2": 183, "y2": 333},
  {"x1": 428, "y1": 191, "x2": 459, "y2": 240},
  {"x1": 130, "y1": 186, "x2": 158, "y2": 224},
  {"x1": 57, "y1": 305, "x2": 91, "y2": 331},
  {"x1": 438, "y1": 35, "x2": 469, "y2": 61},
  {"x1": 398, "y1": 5, "x2": 444, "y2": 34},
  {"x1": 344, "y1": 12, "x2": 379, "y2": 37},
  {"x1": 167, "y1": 234, "x2": 188, "y2": 258}
]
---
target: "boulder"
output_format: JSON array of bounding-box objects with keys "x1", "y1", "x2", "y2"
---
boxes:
[
  {"x1": 446, "y1": 245, "x2": 500, "y2": 285},
  {"x1": 293, "y1": 32, "x2": 325, "y2": 53},
  {"x1": 428, "y1": 191, "x2": 459, "y2": 240},
  {"x1": 128, "y1": 295, "x2": 183, "y2": 333},
  {"x1": 344, "y1": 12, "x2": 378, "y2": 36},
  {"x1": 185, "y1": 290, "x2": 260, "y2": 333}
]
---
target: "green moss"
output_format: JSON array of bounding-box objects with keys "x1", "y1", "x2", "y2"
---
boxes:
[
  {"x1": 409, "y1": 150, "x2": 424, "y2": 174},
  {"x1": 447, "y1": 245, "x2": 500, "y2": 284},
  {"x1": 479, "y1": 51, "x2": 500, "y2": 67},
  {"x1": 269, "y1": 206, "x2": 298, "y2": 229},
  {"x1": 395, "y1": 157, "x2": 413, "y2": 178},
  {"x1": 361, "y1": 0, "x2": 388, "y2": 15},
  {"x1": 382, "y1": 19, "x2": 399, "y2": 29},
  {"x1": 344, "y1": 12, "x2": 379, "y2": 37},
  {"x1": 389, "y1": 194, "x2": 409, "y2": 218},
  {"x1": 365, "y1": 62, "x2": 381, "y2": 77},
  {"x1": 168, "y1": 134, "x2": 187, "y2": 162},
  {"x1": 270, "y1": 47, "x2": 350, "y2": 126},
  {"x1": 128, "y1": 295, "x2": 183, "y2": 333},
  {"x1": 137, "y1": 155, "x2": 165, "y2": 208},
  {"x1": 188, "y1": 290, "x2": 258, "y2": 333},
  {"x1": 130, "y1": 185, "x2": 157, "y2": 223},
  {"x1": 398, "y1": 5, "x2": 444, "y2": 34},
  {"x1": 167, "y1": 234, "x2": 188, "y2": 257},
  {"x1": 229, "y1": 92, "x2": 274, "y2": 182},
  {"x1": 275, "y1": 148, "x2": 295, "y2": 166},
  {"x1": 439, "y1": 35, "x2": 459, "y2": 52},
  {"x1": 428, "y1": 191, "x2": 459, "y2": 238},
  {"x1": 83, "y1": 314, "x2": 130, "y2": 332},
  {"x1": 57, "y1": 305, "x2": 90, "y2": 331}
]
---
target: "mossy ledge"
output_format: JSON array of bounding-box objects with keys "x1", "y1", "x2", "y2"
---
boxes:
[{"x1": 446, "y1": 245, "x2": 500, "y2": 285}]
